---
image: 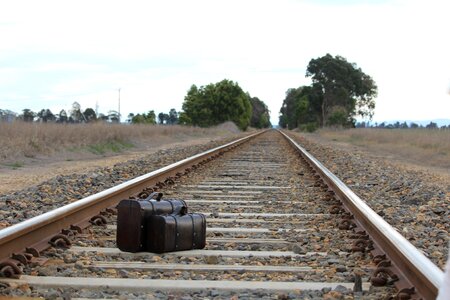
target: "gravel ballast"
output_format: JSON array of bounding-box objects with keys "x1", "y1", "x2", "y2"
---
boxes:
[
  {"x1": 0, "y1": 134, "x2": 246, "y2": 229},
  {"x1": 287, "y1": 131, "x2": 449, "y2": 269},
  {"x1": 0, "y1": 130, "x2": 446, "y2": 299}
]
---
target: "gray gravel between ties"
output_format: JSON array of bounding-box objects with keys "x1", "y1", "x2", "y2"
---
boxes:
[
  {"x1": 0, "y1": 131, "x2": 447, "y2": 299},
  {"x1": 287, "y1": 132, "x2": 449, "y2": 269},
  {"x1": 0, "y1": 135, "x2": 245, "y2": 228}
]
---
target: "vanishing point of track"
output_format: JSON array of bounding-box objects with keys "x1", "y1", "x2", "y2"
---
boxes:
[{"x1": 0, "y1": 130, "x2": 444, "y2": 299}]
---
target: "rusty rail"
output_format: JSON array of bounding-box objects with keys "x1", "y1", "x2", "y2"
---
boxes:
[
  {"x1": 279, "y1": 130, "x2": 444, "y2": 300},
  {"x1": 0, "y1": 130, "x2": 266, "y2": 276}
]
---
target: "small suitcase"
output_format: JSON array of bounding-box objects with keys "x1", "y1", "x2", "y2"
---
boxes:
[
  {"x1": 146, "y1": 207, "x2": 206, "y2": 253},
  {"x1": 116, "y1": 192, "x2": 187, "y2": 252}
]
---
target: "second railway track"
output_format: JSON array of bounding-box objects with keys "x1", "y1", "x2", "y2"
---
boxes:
[{"x1": 0, "y1": 130, "x2": 444, "y2": 299}]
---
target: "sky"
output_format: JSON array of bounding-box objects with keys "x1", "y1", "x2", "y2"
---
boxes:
[{"x1": 0, "y1": 0, "x2": 449, "y2": 125}]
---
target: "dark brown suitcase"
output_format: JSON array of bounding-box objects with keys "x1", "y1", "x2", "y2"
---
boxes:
[
  {"x1": 146, "y1": 208, "x2": 206, "y2": 253},
  {"x1": 116, "y1": 193, "x2": 187, "y2": 252}
]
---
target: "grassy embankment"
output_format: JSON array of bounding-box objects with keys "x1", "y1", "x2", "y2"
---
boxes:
[
  {"x1": 313, "y1": 128, "x2": 450, "y2": 171},
  {"x1": 0, "y1": 122, "x2": 240, "y2": 165}
]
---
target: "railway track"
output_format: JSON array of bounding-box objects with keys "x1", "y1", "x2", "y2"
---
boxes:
[{"x1": 0, "y1": 130, "x2": 444, "y2": 299}]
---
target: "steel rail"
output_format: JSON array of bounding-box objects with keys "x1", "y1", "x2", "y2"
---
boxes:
[
  {"x1": 279, "y1": 130, "x2": 444, "y2": 300},
  {"x1": 0, "y1": 130, "x2": 266, "y2": 267}
]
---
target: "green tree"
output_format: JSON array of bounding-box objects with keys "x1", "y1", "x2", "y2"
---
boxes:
[
  {"x1": 131, "y1": 110, "x2": 156, "y2": 124},
  {"x1": 278, "y1": 85, "x2": 322, "y2": 131},
  {"x1": 37, "y1": 109, "x2": 55, "y2": 122},
  {"x1": 279, "y1": 88, "x2": 300, "y2": 129},
  {"x1": 145, "y1": 110, "x2": 157, "y2": 124},
  {"x1": 57, "y1": 109, "x2": 68, "y2": 123},
  {"x1": 249, "y1": 97, "x2": 271, "y2": 128},
  {"x1": 83, "y1": 108, "x2": 97, "y2": 122},
  {"x1": 108, "y1": 110, "x2": 120, "y2": 123},
  {"x1": 426, "y1": 122, "x2": 438, "y2": 129},
  {"x1": 20, "y1": 109, "x2": 36, "y2": 122},
  {"x1": 306, "y1": 54, "x2": 377, "y2": 127},
  {"x1": 181, "y1": 79, "x2": 252, "y2": 130},
  {"x1": 98, "y1": 113, "x2": 109, "y2": 122},
  {"x1": 158, "y1": 112, "x2": 169, "y2": 124},
  {"x1": 127, "y1": 113, "x2": 135, "y2": 123},
  {"x1": 279, "y1": 87, "x2": 310, "y2": 129},
  {"x1": 70, "y1": 102, "x2": 83, "y2": 123},
  {"x1": 168, "y1": 108, "x2": 178, "y2": 125},
  {"x1": 178, "y1": 112, "x2": 190, "y2": 125}
]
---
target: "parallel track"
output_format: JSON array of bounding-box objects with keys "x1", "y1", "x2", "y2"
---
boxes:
[{"x1": 0, "y1": 130, "x2": 444, "y2": 299}]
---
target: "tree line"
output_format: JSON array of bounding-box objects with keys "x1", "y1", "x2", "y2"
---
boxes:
[
  {"x1": 127, "y1": 108, "x2": 179, "y2": 125},
  {"x1": 1, "y1": 79, "x2": 272, "y2": 130},
  {"x1": 279, "y1": 54, "x2": 378, "y2": 131},
  {"x1": 1, "y1": 102, "x2": 120, "y2": 124},
  {"x1": 356, "y1": 121, "x2": 449, "y2": 129}
]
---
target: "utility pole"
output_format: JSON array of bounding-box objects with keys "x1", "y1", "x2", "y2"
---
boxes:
[{"x1": 118, "y1": 88, "x2": 121, "y2": 123}]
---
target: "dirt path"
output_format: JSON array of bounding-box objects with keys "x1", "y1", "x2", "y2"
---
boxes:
[{"x1": 0, "y1": 138, "x2": 216, "y2": 195}]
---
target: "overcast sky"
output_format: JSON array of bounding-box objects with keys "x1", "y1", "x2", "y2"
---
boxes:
[{"x1": 0, "y1": 0, "x2": 449, "y2": 124}]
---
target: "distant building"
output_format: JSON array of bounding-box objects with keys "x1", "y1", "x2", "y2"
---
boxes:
[{"x1": 0, "y1": 109, "x2": 17, "y2": 123}]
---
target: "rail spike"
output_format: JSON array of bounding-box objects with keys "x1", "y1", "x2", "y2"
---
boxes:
[
  {"x1": 11, "y1": 253, "x2": 33, "y2": 265},
  {"x1": 351, "y1": 239, "x2": 373, "y2": 252},
  {"x1": 370, "y1": 267, "x2": 399, "y2": 286},
  {"x1": 394, "y1": 287, "x2": 415, "y2": 300},
  {"x1": 0, "y1": 259, "x2": 22, "y2": 278},
  {"x1": 330, "y1": 205, "x2": 344, "y2": 214},
  {"x1": 25, "y1": 247, "x2": 40, "y2": 258},
  {"x1": 49, "y1": 234, "x2": 71, "y2": 248},
  {"x1": 373, "y1": 254, "x2": 387, "y2": 265},
  {"x1": 90, "y1": 214, "x2": 108, "y2": 226},
  {"x1": 338, "y1": 219, "x2": 356, "y2": 230}
]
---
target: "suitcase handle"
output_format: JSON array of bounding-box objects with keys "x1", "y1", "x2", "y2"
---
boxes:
[
  {"x1": 145, "y1": 192, "x2": 163, "y2": 201},
  {"x1": 171, "y1": 205, "x2": 188, "y2": 216}
]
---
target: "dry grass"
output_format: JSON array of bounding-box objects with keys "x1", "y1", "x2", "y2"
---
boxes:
[
  {"x1": 0, "y1": 122, "x2": 240, "y2": 163},
  {"x1": 314, "y1": 128, "x2": 450, "y2": 170}
]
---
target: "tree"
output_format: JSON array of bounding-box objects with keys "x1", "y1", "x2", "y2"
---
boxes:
[
  {"x1": 70, "y1": 102, "x2": 83, "y2": 123},
  {"x1": 168, "y1": 108, "x2": 178, "y2": 125},
  {"x1": 178, "y1": 112, "x2": 190, "y2": 125},
  {"x1": 279, "y1": 88, "x2": 300, "y2": 129},
  {"x1": 131, "y1": 110, "x2": 156, "y2": 124},
  {"x1": 127, "y1": 113, "x2": 135, "y2": 123},
  {"x1": 83, "y1": 108, "x2": 97, "y2": 122},
  {"x1": 20, "y1": 109, "x2": 36, "y2": 122},
  {"x1": 181, "y1": 79, "x2": 252, "y2": 130},
  {"x1": 57, "y1": 109, "x2": 68, "y2": 123},
  {"x1": 98, "y1": 113, "x2": 109, "y2": 122},
  {"x1": 250, "y1": 97, "x2": 271, "y2": 128},
  {"x1": 0, "y1": 109, "x2": 17, "y2": 122},
  {"x1": 145, "y1": 111, "x2": 156, "y2": 124},
  {"x1": 158, "y1": 112, "x2": 169, "y2": 124},
  {"x1": 37, "y1": 109, "x2": 55, "y2": 122},
  {"x1": 278, "y1": 86, "x2": 321, "y2": 130},
  {"x1": 108, "y1": 110, "x2": 120, "y2": 123},
  {"x1": 306, "y1": 54, "x2": 377, "y2": 127}
]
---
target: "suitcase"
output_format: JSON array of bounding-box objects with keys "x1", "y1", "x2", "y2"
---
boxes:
[
  {"x1": 116, "y1": 192, "x2": 188, "y2": 252},
  {"x1": 146, "y1": 207, "x2": 206, "y2": 253}
]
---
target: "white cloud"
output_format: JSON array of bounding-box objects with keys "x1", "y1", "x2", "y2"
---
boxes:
[{"x1": 0, "y1": 0, "x2": 449, "y2": 124}]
